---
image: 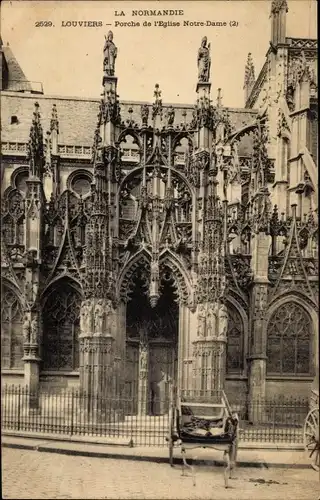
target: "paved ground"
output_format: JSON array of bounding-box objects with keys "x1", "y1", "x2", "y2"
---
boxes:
[{"x1": 2, "y1": 448, "x2": 319, "y2": 499}]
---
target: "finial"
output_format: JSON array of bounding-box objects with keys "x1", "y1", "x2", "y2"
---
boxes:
[
  {"x1": 154, "y1": 83, "x2": 162, "y2": 103},
  {"x1": 152, "y1": 84, "x2": 163, "y2": 120},
  {"x1": 27, "y1": 102, "x2": 44, "y2": 176},
  {"x1": 271, "y1": 0, "x2": 288, "y2": 14},
  {"x1": 244, "y1": 53, "x2": 255, "y2": 87},
  {"x1": 216, "y1": 88, "x2": 222, "y2": 107}
]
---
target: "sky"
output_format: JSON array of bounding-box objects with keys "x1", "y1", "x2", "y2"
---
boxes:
[{"x1": 1, "y1": 0, "x2": 317, "y2": 108}]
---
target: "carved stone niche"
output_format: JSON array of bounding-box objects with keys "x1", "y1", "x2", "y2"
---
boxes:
[{"x1": 25, "y1": 248, "x2": 38, "y2": 268}]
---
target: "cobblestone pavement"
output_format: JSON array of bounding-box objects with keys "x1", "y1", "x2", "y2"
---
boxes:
[{"x1": 2, "y1": 448, "x2": 319, "y2": 500}]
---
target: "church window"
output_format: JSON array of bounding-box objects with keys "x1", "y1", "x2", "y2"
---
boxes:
[
  {"x1": 226, "y1": 304, "x2": 244, "y2": 374},
  {"x1": 15, "y1": 172, "x2": 28, "y2": 195},
  {"x1": 42, "y1": 281, "x2": 81, "y2": 371},
  {"x1": 120, "y1": 134, "x2": 140, "y2": 168},
  {"x1": 1, "y1": 286, "x2": 24, "y2": 369},
  {"x1": 71, "y1": 175, "x2": 91, "y2": 197},
  {"x1": 267, "y1": 303, "x2": 312, "y2": 375},
  {"x1": 10, "y1": 115, "x2": 19, "y2": 125}
]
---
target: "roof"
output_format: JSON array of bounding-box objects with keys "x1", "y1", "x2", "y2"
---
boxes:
[
  {"x1": 1, "y1": 92, "x2": 257, "y2": 155},
  {"x1": 2, "y1": 45, "x2": 33, "y2": 92}
]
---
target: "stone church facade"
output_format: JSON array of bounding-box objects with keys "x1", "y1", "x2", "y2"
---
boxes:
[{"x1": 1, "y1": 1, "x2": 318, "y2": 411}]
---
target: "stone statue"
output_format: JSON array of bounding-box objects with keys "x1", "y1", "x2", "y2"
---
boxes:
[
  {"x1": 197, "y1": 36, "x2": 211, "y2": 82},
  {"x1": 206, "y1": 307, "x2": 214, "y2": 337},
  {"x1": 139, "y1": 344, "x2": 148, "y2": 372},
  {"x1": 80, "y1": 299, "x2": 92, "y2": 334},
  {"x1": 23, "y1": 314, "x2": 31, "y2": 343},
  {"x1": 218, "y1": 304, "x2": 228, "y2": 339},
  {"x1": 197, "y1": 304, "x2": 206, "y2": 337},
  {"x1": 103, "y1": 31, "x2": 117, "y2": 76},
  {"x1": 94, "y1": 299, "x2": 104, "y2": 332},
  {"x1": 166, "y1": 106, "x2": 175, "y2": 127},
  {"x1": 206, "y1": 304, "x2": 218, "y2": 337},
  {"x1": 30, "y1": 318, "x2": 38, "y2": 344},
  {"x1": 179, "y1": 190, "x2": 192, "y2": 221},
  {"x1": 141, "y1": 104, "x2": 149, "y2": 126}
]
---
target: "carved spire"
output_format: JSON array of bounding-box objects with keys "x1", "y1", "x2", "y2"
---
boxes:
[
  {"x1": 50, "y1": 104, "x2": 59, "y2": 133},
  {"x1": 216, "y1": 88, "x2": 223, "y2": 108},
  {"x1": 270, "y1": 0, "x2": 288, "y2": 45},
  {"x1": 247, "y1": 120, "x2": 273, "y2": 233},
  {"x1": 27, "y1": 102, "x2": 44, "y2": 177},
  {"x1": 244, "y1": 53, "x2": 255, "y2": 104}
]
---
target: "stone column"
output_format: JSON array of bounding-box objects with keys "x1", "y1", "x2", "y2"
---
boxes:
[
  {"x1": 22, "y1": 311, "x2": 41, "y2": 410},
  {"x1": 79, "y1": 298, "x2": 116, "y2": 421},
  {"x1": 137, "y1": 339, "x2": 149, "y2": 416},
  {"x1": 192, "y1": 302, "x2": 227, "y2": 400},
  {"x1": 248, "y1": 232, "x2": 270, "y2": 422}
]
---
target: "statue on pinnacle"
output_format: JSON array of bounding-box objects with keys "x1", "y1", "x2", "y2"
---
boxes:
[
  {"x1": 197, "y1": 36, "x2": 211, "y2": 82},
  {"x1": 103, "y1": 31, "x2": 117, "y2": 76}
]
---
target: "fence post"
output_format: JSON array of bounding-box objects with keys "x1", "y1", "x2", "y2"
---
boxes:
[
  {"x1": 272, "y1": 404, "x2": 275, "y2": 441},
  {"x1": 70, "y1": 390, "x2": 74, "y2": 437},
  {"x1": 17, "y1": 386, "x2": 21, "y2": 431}
]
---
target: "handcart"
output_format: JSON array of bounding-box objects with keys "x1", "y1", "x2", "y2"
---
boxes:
[{"x1": 167, "y1": 389, "x2": 239, "y2": 488}]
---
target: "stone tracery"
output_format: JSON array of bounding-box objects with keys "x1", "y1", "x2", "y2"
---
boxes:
[{"x1": 0, "y1": 15, "x2": 318, "y2": 410}]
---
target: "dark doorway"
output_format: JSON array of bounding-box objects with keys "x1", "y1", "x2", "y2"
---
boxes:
[{"x1": 125, "y1": 265, "x2": 179, "y2": 415}]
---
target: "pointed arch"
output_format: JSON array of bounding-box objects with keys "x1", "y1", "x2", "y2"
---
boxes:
[
  {"x1": 159, "y1": 249, "x2": 194, "y2": 307},
  {"x1": 41, "y1": 277, "x2": 82, "y2": 371},
  {"x1": 1, "y1": 277, "x2": 25, "y2": 304},
  {"x1": 117, "y1": 249, "x2": 151, "y2": 301},
  {"x1": 265, "y1": 294, "x2": 316, "y2": 376},
  {"x1": 1, "y1": 283, "x2": 24, "y2": 369},
  {"x1": 225, "y1": 294, "x2": 249, "y2": 375}
]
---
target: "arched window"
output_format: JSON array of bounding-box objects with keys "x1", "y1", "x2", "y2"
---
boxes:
[
  {"x1": 1, "y1": 286, "x2": 24, "y2": 369},
  {"x1": 267, "y1": 302, "x2": 312, "y2": 375},
  {"x1": 15, "y1": 171, "x2": 29, "y2": 195},
  {"x1": 42, "y1": 280, "x2": 81, "y2": 371},
  {"x1": 226, "y1": 304, "x2": 244, "y2": 374},
  {"x1": 71, "y1": 176, "x2": 91, "y2": 197}
]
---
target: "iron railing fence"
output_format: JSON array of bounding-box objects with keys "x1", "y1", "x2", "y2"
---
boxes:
[{"x1": 1, "y1": 385, "x2": 309, "y2": 446}]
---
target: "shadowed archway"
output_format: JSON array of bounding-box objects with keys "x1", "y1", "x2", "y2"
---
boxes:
[{"x1": 125, "y1": 265, "x2": 179, "y2": 415}]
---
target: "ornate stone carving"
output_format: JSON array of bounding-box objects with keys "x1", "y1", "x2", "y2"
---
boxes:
[
  {"x1": 218, "y1": 303, "x2": 228, "y2": 339},
  {"x1": 152, "y1": 84, "x2": 163, "y2": 120},
  {"x1": 30, "y1": 317, "x2": 38, "y2": 344},
  {"x1": 141, "y1": 104, "x2": 149, "y2": 127},
  {"x1": 271, "y1": 0, "x2": 288, "y2": 14},
  {"x1": 80, "y1": 299, "x2": 94, "y2": 335},
  {"x1": 103, "y1": 31, "x2": 117, "y2": 76},
  {"x1": 26, "y1": 102, "x2": 44, "y2": 177},
  {"x1": 166, "y1": 106, "x2": 175, "y2": 127},
  {"x1": 23, "y1": 314, "x2": 31, "y2": 344},
  {"x1": 197, "y1": 37, "x2": 211, "y2": 82},
  {"x1": 94, "y1": 299, "x2": 104, "y2": 333}
]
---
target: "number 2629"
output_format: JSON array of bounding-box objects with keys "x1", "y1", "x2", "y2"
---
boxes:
[{"x1": 35, "y1": 21, "x2": 53, "y2": 27}]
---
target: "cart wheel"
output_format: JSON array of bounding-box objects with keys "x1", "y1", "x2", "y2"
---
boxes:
[{"x1": 304, "y1": 408, "x2": 319, "y2": 471}]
